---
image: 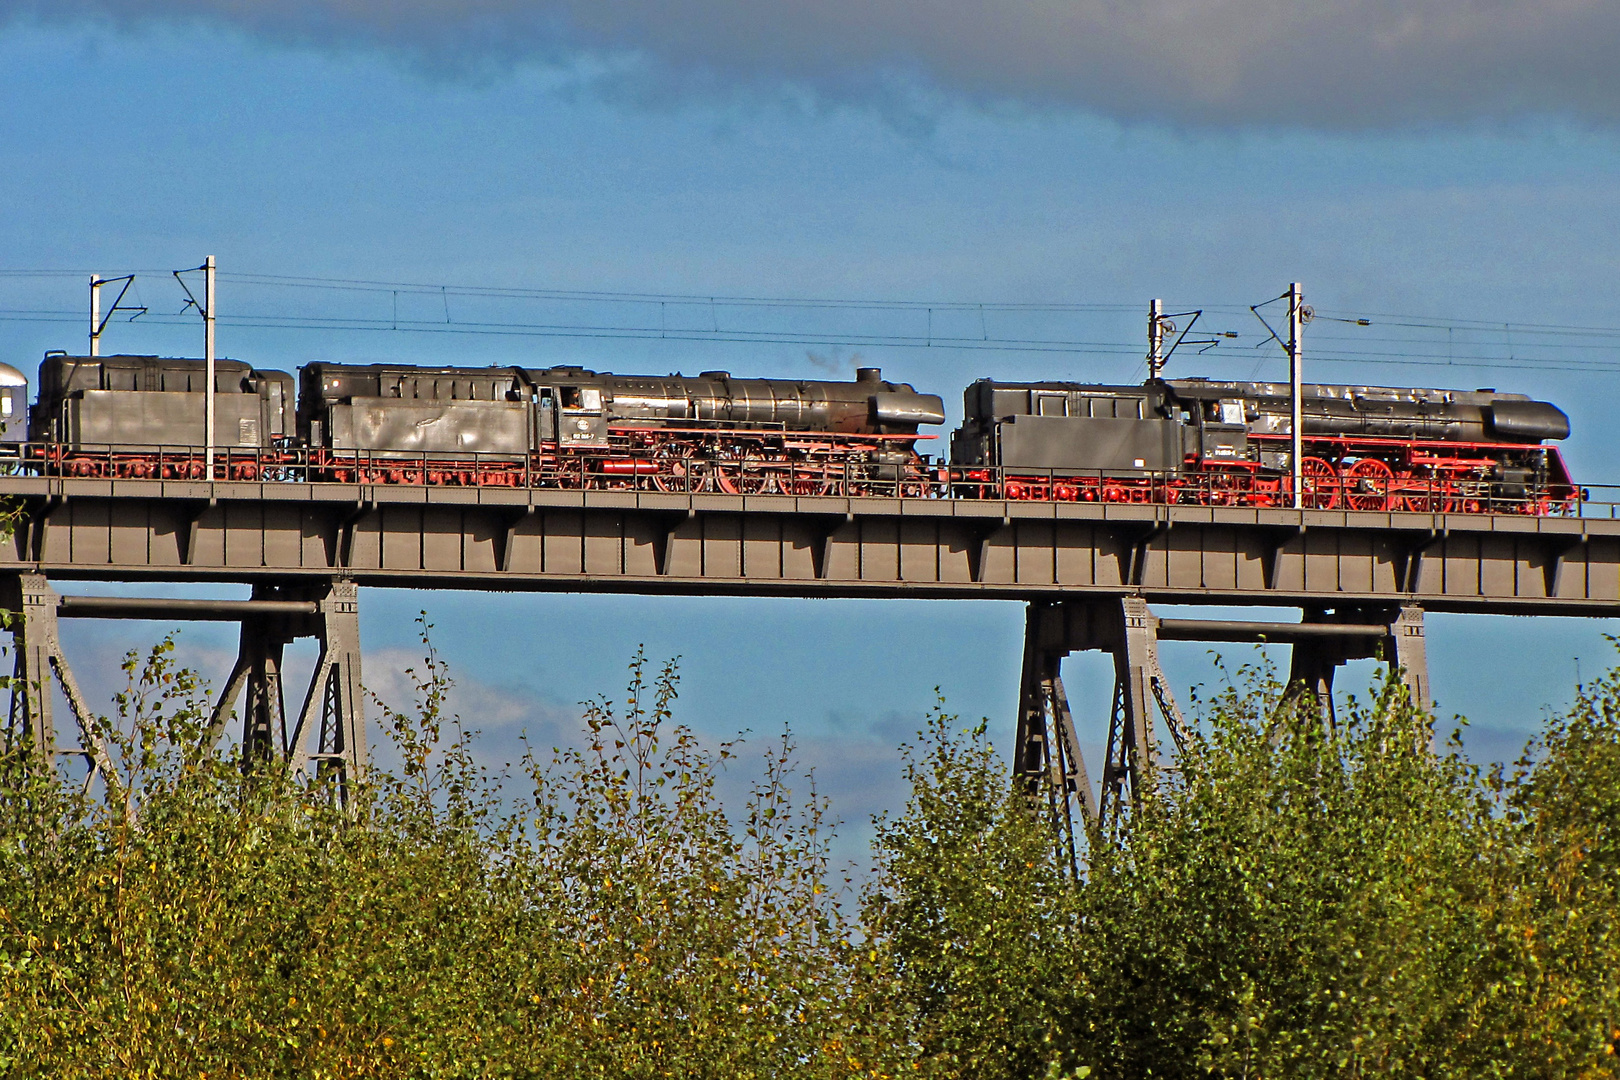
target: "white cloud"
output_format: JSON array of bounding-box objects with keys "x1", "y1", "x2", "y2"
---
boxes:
[{"x1": 362, "y1": 644, "x2": 585, "y2": 775}]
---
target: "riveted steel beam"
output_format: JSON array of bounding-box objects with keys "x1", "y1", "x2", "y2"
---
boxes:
[{"x1": 0, "y1": 478, "x2": 1613, "y2": 614}]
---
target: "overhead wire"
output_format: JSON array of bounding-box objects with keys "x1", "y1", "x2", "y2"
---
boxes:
[
  {"x1": 217, "y1": 271, "x2": 1140, "y2": 314},
  {"x1": 11, "y1": 267, "x2": 1620, "y2": 336},
  {"x1": 4, "y1": 271, "x2": 1620, "y2": 371},
  {"x1": 6, "y1": 305, "x2": 1620, "y2": 371},
  {"x1": 1313, "y1": 308, "x2": 1620, "y2": 337},
  {"x1": 0, "y1": 308, "x2": 1147, "y2": 356}
]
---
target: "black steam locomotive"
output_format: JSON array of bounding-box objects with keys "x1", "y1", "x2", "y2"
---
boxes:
[
  {"x1": 949, "y1": 377, "x2": 1576, "y2": 513},
  {"x1": 8, "y1": 351, "x2": 1578, "y2": 513},
  {"x1": 23, "y1": 353, "x2": 946, "y2": 495}
]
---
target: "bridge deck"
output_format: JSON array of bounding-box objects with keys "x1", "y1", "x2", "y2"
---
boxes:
[{"x1": 1, "y1": 476, "x2": 1616, "y2": 613}]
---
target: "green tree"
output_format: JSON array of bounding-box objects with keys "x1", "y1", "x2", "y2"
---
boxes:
[
  {"x1": 1496, "y1": 659, "x2": 1620, "y2": 1073},
  {"x1": 3, "y1": 624, "x2": 1618, "y2": 1079},
  {"x1": 0, "y1": 631, "x2": 901, "y2": 1078},
  {"x1": 865, "y1": 706, "x2": 1086, "y2": 1080},
  {"x1": 869, "y1": 662, "x2": 1620, "y2": 1079}
]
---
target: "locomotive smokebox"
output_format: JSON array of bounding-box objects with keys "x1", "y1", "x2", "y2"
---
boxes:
[
  {"x1": 1487, "y1": 400, "x2": 1570, "y2": 442},
  {"x1": 871, "y1": 392, "x2": 948, "y2": 428}
]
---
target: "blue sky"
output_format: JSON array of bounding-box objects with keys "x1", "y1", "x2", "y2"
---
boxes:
[{"x1": 5, "y1": 8, "x2": 1620, "y2": 858}]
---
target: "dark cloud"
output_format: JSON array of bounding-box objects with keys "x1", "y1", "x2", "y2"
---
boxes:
[{"x1": 4, "y1": 0, "x2": 1617, "y2": 129}]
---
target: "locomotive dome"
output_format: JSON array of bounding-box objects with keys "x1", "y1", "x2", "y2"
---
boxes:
[{"x1": 0, "y1": 362, "x2": 27, "y2": 386}]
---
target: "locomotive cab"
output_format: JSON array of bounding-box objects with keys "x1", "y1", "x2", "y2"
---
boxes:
[
  {"x1": 551, "y1": 382, "x2": 608, "y2": 448},
  {"x1": 1190, "y1": 398, "x2": 1250, "y2": 463}
]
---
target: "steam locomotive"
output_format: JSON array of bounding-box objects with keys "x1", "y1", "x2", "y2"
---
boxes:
[
  {"x1": 4, "y1": 351, "x2": 1579, "y2": 514},
  {"x1": 949, "y1": 377, "x2": 1576, "y2": 513},
  {"x1": 20, "y1": 353, "x2": 946, "y2": 495}
]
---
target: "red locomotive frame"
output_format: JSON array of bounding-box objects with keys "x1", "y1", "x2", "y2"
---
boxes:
[
  {"x1": 24, "y1": 419, "x2": 1578, "y2": 516},
  {"x1": 980, "y1": 431, "x2": 1577, "y2": 515},
  {"x1": 28, "y1": 429, "x2": 1575, "y2": 514},
  {"x1": 29, "y1": 427, "x2": 938, "y2": 498}
]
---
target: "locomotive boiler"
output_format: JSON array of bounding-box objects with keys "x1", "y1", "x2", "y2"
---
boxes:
[{"x1": 949, "y1": 377, "x2": 1575, "y2": 513}]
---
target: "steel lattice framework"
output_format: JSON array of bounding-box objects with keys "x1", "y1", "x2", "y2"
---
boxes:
[{"x1": 1, "y1": 474, "x2": 1614, "y2": 824}]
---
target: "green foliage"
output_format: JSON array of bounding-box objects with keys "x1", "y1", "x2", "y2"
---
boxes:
[
  {"x1": 0, "y1": 624, "x2": 1616, "y2": 1078},
  {"x1": 864, "y1": 707, "x2": 1082, "y2": 1080},
  {"x1": 1077, "y1": 676, "x2": 1515, "y2": 1077},
  {"x1": 1498, "y1": 659, "x2": 1620, "y2": 1074},
  {"x1": 867, "y1": 666, "x2": 1620, "y2": 1080},
  {"x1": 0, "y1": 626, "x2": 892, "y2": 1078}
]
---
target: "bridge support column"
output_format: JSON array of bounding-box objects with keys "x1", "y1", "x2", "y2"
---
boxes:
[
  {"x1": 1, "y1": 573, "x2": 114, "y2": 787},
  {"x1": 1015, "y1": 596, "x2": 1186, "y2": 846},
  {"x1": 1281, "y1": 603, "x2": 1429, "y2": 723},
  {"x1": 1015, "y1": 599, "x2": 1432, "y2": 861},
  {"x1": 294, "y1": 579, "x2": 366, "y2": 800},
  {"x1": 1389, "y1": 604, "x2": 1429, "y2": 707},
  {"x1": 208, "y1": 579, "x2": 365, "y2": 806},
  {"x1": 209, "y1": 596, "x2": 294, "y2": 766},
  {"x1": 1016, "y1": 605, "x2": 1097, "y2": 853}
]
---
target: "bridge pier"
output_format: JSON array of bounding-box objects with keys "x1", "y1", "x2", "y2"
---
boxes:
[
  {"x1": 1280, "y1": 604, "x2": 1428, "y2": 725},
  {"x1": 1015, "y1": 597, "x2": 1430, "y2": 842},
  {"x1": 1015, "y1": 597, "x2": 1188, "y2": 847},
  {"x1": 1, "y1": 575, "x2": 365, "y2": 807},
  {"x1": 205, "y1": 580, "x2": 366, "y2": 801},
  {"x1": 1, "y1": 572, "x2": 116, "y2": 789}
]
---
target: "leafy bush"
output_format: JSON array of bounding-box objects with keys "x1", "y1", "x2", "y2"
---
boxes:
[
  {"x1": 864, "y1": 708, "x2": 1083, "y2": 1080},
  {"x1": 1, "y1": 628, "x2": 1615, "y2": 1078},
  {"x1": 867, "y1": 666, "x2": 1620, "y2": 1080},
  {"x1": 0, "y1": 630, "x2": 890, "y2": 1078}
]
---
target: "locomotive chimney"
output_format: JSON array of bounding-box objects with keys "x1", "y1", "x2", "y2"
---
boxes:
[{"x1": 856, "y1": 367, "x2": 882, "y2": 383}]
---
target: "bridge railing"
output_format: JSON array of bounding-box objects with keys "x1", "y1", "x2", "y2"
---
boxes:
[
  {"x1": 0, "y1": 442, "x2": 1609, "y2": 517},
  {"x1": 1571, "y1": 485, "x2": 1620, "y2": 519},
  {"x1": 945, "y1": 466, "x2": 1599, "y2": 517}
]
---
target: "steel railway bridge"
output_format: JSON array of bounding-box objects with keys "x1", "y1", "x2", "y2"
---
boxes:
[{"x1": 4, "y1": 473, "x2": 1618, "y2": 825}]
